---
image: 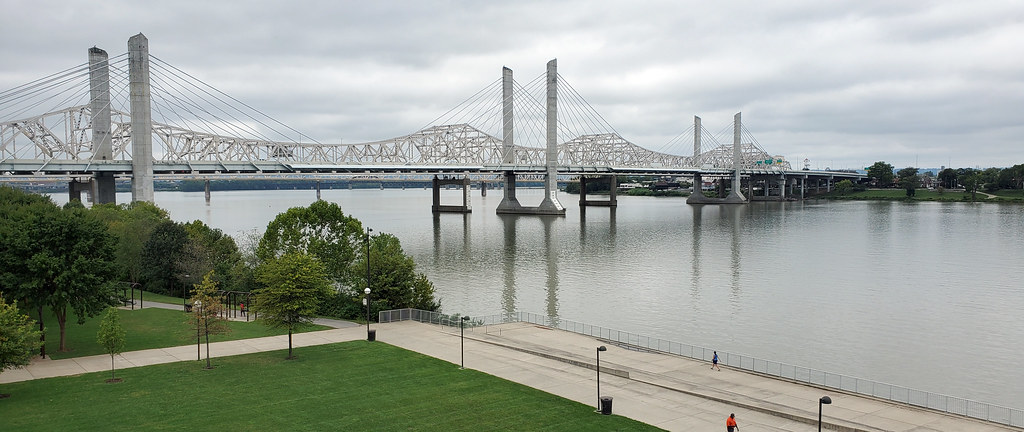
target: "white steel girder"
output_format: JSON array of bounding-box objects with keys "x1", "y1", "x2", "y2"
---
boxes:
[{"x1": 1, "y1": 105, "x2": 788, "y2": 170}]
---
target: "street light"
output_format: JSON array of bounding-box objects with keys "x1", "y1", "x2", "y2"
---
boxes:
[
  {"x1": 365, "y1": 227, "x2": 372, "y2": 340},
  {"x1": 183, "y1": 274, "x2": 190, "y2": 311},
  {"x1": 819, "y1": 395, "x2": 832, "y2": 432},
  {"x1": 460, "y1": 315, "x2": 470, "y2": 369},
  {"x1": 193, "y1": 300, "x2": 201, "y2": 361},
  {"x1": 364, "y1": 287, "x2": 372, "y2": 340},
  {"x1": 596, "y1": 345, "x2": 607, "y2": 411}
]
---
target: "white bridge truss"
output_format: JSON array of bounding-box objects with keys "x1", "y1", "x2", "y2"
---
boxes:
[{"x1": 1, "y1": 105, "x2": 791, "y2": 173}]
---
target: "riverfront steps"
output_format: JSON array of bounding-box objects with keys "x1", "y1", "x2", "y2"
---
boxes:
[{"x1": 2, "y1": 321, "x2": 1014, "y2": 431}]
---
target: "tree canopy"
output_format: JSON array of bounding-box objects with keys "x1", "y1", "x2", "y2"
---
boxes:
[
  {"x1": 140, "y1": 220, "x2": 188, "y2": 296},
  {"x1": 0, "y1": 187, "x2": 118, "y2": 355},
  {"x1": 256, "y1": 200, "x2": 363, "y2": 287},
  {"x1": 897, "y1": 167, "x2": 920, "y2": 197},
  {"x1": 254, "y1": 252, "x2": 331, "y2": 359},
  {"x1": 359, "y1": 233, "x2": 440, "y2": 314},
  {"x1": 867, "y1": 161, "x2": 895, "y2": 187},
  {"x1": 0, "y1": 295, "x2": 43, "y2": 386}
]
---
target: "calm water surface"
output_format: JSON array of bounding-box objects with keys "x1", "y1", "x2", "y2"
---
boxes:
[{"x1": 70, "y1": 188, "x2": 1024, "y2": 409}]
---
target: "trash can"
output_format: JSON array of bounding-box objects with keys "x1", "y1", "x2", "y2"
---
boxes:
[
  {"x1": 367, "y1": 329, "x2": 376, "y2": 342},
  {"x1": 600, "y1": 396, "x2": 613, "y2": 415}
]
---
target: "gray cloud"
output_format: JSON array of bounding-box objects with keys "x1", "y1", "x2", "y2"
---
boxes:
[{"x1": 2, "y1": 0, "x2": 1022, "y2": 169}]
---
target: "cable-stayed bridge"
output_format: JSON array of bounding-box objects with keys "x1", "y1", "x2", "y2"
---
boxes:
[{"x1": 0, "y1": 34, "x2": 858, "y2": 212}]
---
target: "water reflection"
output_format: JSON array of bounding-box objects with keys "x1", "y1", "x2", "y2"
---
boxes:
[
  {"x1": 690, "y1": 205, "x2": 703, "y2": 298},
  {"x1": 500, "y1": 214, "x2": 518, "y2": 320},
  {"x1": 542, "y1": 216, "x2": 559, "y2": 326}
]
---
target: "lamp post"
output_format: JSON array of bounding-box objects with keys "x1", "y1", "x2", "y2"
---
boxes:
[
  {"x1": 183, "y1": 274, "x2": 190, "y2": 311},
  {"x1": 364, "y1": 287, "x2": 371, "y2": 340},
  {"x1": 203, "y1": 302, "x2": 212, "y2": 369},
  {"x1": 596, "y1": 345, "x2": 607, "y2": 411},
  {"x1": 819, "y1": 395, "x2": 832, "y2": 432},
  {"x1": 365, "y1": 227, "x2": 372, "y2": 340},
  {"x1": 193, "y1": 300, "x2": 201, "y2": 361},
  {"x1": 460, "y1": 315, "x2": 470, "y2": 369}
]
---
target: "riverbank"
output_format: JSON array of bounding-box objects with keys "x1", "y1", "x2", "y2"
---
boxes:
[{"x1": 825, "y1": 188, "x2": 1024, "y2": 202}]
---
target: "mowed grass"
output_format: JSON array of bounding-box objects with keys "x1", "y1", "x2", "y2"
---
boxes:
[
  {"x1": 831, "y1": 189, "x2": 1021, "y2": 201},
  {"x1": 42, "y1": 307, "x2": 329, "y2": 360},
  {"x1": 0, "y1": 342, "x2": 660, "y2": 432}
]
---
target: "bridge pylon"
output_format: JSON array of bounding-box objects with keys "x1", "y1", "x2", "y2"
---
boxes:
[
  {"x1": 87, "y1": 47, "x2": 116, "y2": 204},
  {"x1": 128, "y1": 33, "x2": 155, "y2": 203},
  {"x1": 496, "y1": 60, "x2": 566, "y2": 216}
]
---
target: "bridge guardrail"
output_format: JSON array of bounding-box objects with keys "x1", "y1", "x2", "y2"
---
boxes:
[{"x1": 379, "y1": 308, "x2": 1023, "y2": 428}]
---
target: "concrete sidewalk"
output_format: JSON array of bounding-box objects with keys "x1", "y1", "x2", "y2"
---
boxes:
[{"x1": 1, "y1": 320, "x2": 1016, "y2": 431}]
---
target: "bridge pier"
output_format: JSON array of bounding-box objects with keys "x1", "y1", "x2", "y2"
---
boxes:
[
  {"x1": 68, "y1": 179, "x2": 92, "y2": 203},
  {"x1": 316, "y1": 180, "x2": 321, "y2": 200},
  {"x1": 204, "y1": 179, "x2": 211, "y2": 203},
  {"x1": 579, "y1": 175, "x2": 617, "y2": 207},
  {"x1": 432, "y1": 175, "x2": 471, "y2": 213}
]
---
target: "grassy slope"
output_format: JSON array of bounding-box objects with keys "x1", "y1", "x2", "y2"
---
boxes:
[
  {"x1": 42, "y1": 307, "x2": 329, "y2": 360},
  {"x1": 0, "y1": 342, "x2": 660, "y2": 432},
  {"x1": 830, "y1": 189, "x2": 1024, "y2": 202}
]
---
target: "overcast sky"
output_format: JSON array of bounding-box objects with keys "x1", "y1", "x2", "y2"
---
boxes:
[{"x1": 2, "y1": 0, "x2": 1022, "y2": 170}]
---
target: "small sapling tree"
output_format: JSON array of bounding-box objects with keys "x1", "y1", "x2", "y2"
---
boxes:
[
  {"x1": 188, "y1": 271, "x2": 230, "y2": 369},
  {"x1": 96, "y1": 307, "x2": 126, "y2": 382}
]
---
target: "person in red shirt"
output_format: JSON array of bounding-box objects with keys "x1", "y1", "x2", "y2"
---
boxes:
[{"x1": 726, "y1": 413, "x2": 739, "y2": 431}]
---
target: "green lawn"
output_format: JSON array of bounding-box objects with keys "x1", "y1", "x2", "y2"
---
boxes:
[
  {"x1": 829, "y1": 189, "x2": 1022, "y2": 201},
  {"x1": 0, "y1": 342, "x2": 660, "y2": 431},
  {"x1": 42, "y1": 307, "x2": 330, "y2": 360}
]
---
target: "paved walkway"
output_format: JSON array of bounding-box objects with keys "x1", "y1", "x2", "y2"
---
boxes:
[{"x1": 1, "y1": 320, "x2": 1016, "y2": 431}]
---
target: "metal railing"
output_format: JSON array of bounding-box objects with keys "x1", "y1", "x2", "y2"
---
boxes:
[{"x1": 379, "y1": 308, "x2": 1023, "y2": 428}]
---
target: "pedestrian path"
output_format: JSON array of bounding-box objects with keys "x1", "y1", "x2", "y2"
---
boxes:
[{"x1": 1, "y1": 320, "x2": 1016, "y2": 431}]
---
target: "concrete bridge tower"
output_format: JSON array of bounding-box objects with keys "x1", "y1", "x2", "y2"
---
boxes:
[
  {"x1": 723, "y1": 112, "x2": 747, "y2": 203},
  {"x1": 496, "y1": 60, "x2": 565, "y2": 216},
  {"x1": 128, "y1": 33, "x2": 154, "y2": 203},
  {"x1": 88, "y1": 47, "x2": 116, "y2": 203},
  {"x1": 536, "y1": 59, "x2": 566, "y2": 214},
  {"x1": 496, "y1": 66, "x2": 522, "y2": 212}
]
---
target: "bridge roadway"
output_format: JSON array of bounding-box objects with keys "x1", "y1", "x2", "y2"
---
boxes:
[{"x1": 0, "y1": 159, "x2": 860, "y2": 182}]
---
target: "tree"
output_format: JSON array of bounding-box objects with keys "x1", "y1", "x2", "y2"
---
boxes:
[
  {"x1": 0, "y1": 187, "x2": 54, "y2": 357},
  {"x1": 866, "y1": 161, "x2": 895, "y2": 187},
  {"x1": 256, "y1": 200, "x2": 363, "y2": 287},
  {"x1": 1, "y1": 191, "x2": 118, "y2": 355},
  {"x1": 958, "y1": 169, "x2": 981, "y2": 201},
  {"x1": 188, "y1": 271, "x2": 230, "y2": 369},
  {"x1": 980, "y1": 167, "x2": 1001, "y2": 192},
  {"x1": 834, "y1": 179, "x2": 854, "y2": 195},
  {"x1": 357, "y1": 233, "x2": 440, "y2": 317},
  {"x1": 180, "y1": 221, "x2": 243, "y2": 292},
  {"x1": 93, "y1": 201, "x2": 169, "y2": 284},
  {"x1": 937, "y1": 168, "x2": 958, "y2": 189},
  {"x1": 0, "y1": 295, "x2": 43, "y2": 397},
  {"x1": 254, "y1": 252, "x2": 331, "y2": 359},
  {"x1": 96, "y1": 307, "x2": 126, "y2": 382},
  {"x1": 897, "y1": 167, "x2": 920, "y2": 197},
  {"x1": 140, "y1": 220, "x2": 188, "y2": 296}
]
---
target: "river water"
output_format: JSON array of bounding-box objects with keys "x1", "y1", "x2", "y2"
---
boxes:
[{"x1": 60, "y1": 188, "x2": 1024, "y2": 409}]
